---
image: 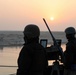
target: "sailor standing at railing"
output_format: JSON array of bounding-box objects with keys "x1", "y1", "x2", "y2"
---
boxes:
[
  {"x1": 64, "y1": 27, "x2": 76, "y2": 75},
  {"x1": 16, "y1": 24, "x2": 48, "y2": 75}
]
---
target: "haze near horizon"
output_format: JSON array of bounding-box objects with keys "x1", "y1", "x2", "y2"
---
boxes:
[{"x1": 0, "y1": 0, "x2": 76, "y2": 31}]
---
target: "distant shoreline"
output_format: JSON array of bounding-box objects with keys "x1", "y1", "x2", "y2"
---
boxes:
[
  {"x1": 0, "y1": 44, "x2": 23, "y2": 47},
  {"x1": 0, "y1": 43, "x2": 66, "y2": 47},
  {"x1": 0, "y1": 31, "x2": 67, "y2": 46}
]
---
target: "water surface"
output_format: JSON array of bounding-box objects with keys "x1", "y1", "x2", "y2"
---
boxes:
[{"x1": 0, "y1": 44, "x2": 66, "y2": 75}]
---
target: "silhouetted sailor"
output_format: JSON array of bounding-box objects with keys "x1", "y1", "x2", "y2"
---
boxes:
[
  {"x1": 16, "y1": 24, "x2": 48, "y2": 75},
  {"x1": 64, "y1": 27, "x2": 76, "y2": 75}
]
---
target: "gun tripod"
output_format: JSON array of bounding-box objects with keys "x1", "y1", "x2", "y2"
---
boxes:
[{"x1": 51, "y1": 60, "x2": 60, "y2": 75}]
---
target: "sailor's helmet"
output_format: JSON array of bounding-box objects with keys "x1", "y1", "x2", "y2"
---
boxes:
[
  {"x1": 23, "y1": 24, "x2": 40, "y2": 38},
  {"x1": 65, "y1": 27, "x2": 76, "y2": 35}
]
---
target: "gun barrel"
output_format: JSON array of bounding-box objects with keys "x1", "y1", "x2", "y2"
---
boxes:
[{"x1": 43, "y1": 18, "x2": 55, "y2": 42}]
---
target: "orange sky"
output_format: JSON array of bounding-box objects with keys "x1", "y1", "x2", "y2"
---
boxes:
[{"x1": 0, "y1": 0, "x2": 76, "y2": 31}]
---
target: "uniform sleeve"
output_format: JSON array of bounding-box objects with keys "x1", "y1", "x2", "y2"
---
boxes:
[
  {"x1": 64, "y1": 43, "x2": 74, "y2": 66},
  {"x1": 16, "y1": 46, "x2": 32, "y2": 75}
]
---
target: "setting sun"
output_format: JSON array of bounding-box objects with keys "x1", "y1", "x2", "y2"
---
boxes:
[
  {"x1": 50, "y1": 17, "x2": 54, "y2": 21},
  {"x1": 0, "y1": 0, "x2": 76, "y2": 31}
]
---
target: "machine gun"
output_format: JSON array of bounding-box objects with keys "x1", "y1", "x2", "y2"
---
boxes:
[
  {"x1": 42, "y1": 18, "x2": 64, "y2": 75},
  {"x1": 43, "y1": 18, "x2": 64, "y2": 62}
]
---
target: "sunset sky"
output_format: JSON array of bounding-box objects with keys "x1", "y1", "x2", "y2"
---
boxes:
[{"x1": 0, "y1": 0, "x2": 76, "y2": 31}]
